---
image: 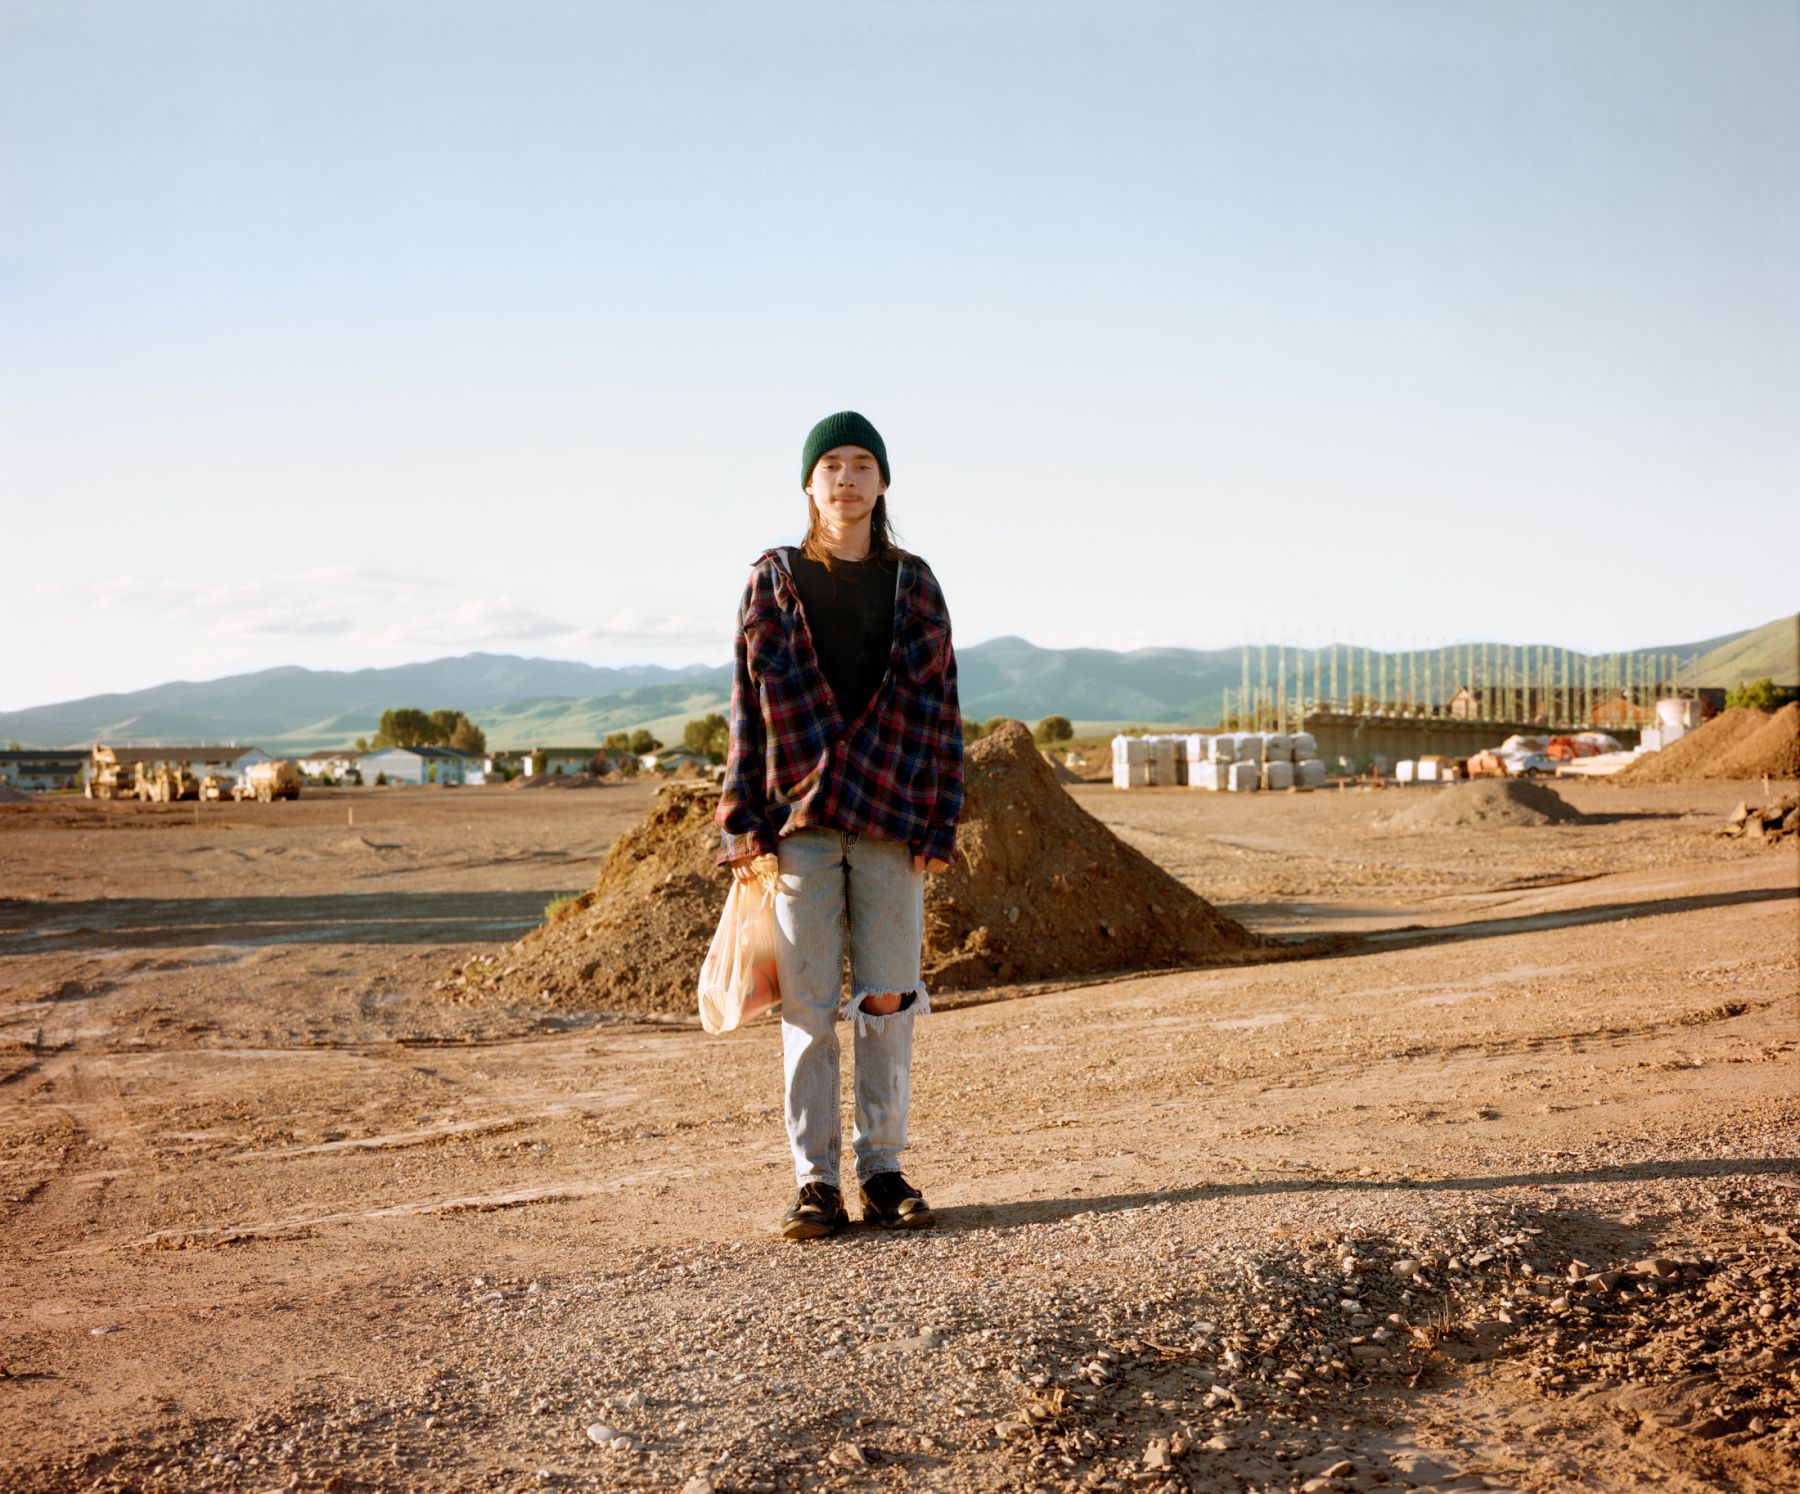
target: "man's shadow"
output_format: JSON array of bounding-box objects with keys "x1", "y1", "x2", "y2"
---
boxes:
[{"x1": 927, "y1": 1154, "x2": 1799, "y2": 1233}]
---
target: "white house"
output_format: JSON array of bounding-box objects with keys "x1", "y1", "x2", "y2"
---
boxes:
[
  {"x1": 296, "y1": 753, "x2": 362, "y2": 782},
  {"x1": 359, "y1": 747, "x2": 480, "y2": 786}
]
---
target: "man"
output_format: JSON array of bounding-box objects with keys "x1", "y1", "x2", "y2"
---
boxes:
[{"x1": 718, "y1": 411, "x2": 963, "y2": 1239}]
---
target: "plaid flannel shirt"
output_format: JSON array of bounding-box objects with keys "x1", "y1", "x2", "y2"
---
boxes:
[{"x1": 717, "y1": 547, "x2": 963, "y2": 866}]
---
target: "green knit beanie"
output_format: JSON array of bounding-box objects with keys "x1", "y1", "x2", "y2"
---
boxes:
[{"x1": 801, "y1": 411, "x2": 890, "y2": 490}]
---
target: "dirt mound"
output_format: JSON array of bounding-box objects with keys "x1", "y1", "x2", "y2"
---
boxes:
[
  {"x1": 1617, "y1": 707, "x2": 1790, "y2": 785},
  {"x1": 443, "y1": 783, "x2": 725, "y2": 1015},
  {"x1": 508, "y1": 772, "x2": 606, "y2": 790},
  {"x1": 446, "y1": 720, "x2": 1256, "y2": 1015},
  {"x1": 1712, "y1": 702, "x2": 1800, "y2": 781},
  {"x1": 1389, "y1": 778, "x2": 1585, "y2": 830},
  {"x1": 1040, "y1": 750, "x2": 1082, "y2": 785},
  {"x1": 924, "y1": 721, "x2": 1255, "y2": 989}
]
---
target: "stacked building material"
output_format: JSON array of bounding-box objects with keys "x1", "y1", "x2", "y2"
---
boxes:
[
  {"x1": 1115, "y1": 727, "x2": 1333, "y2": 791},
  {"x1": 1147, "y1": 735, "x2": 1180, "y2": 787},
  {"x1": 1226, "y1": 760, "x2": 1261, "y2": 791},
  {"x1": 1111, "y1": 735, "x2": 1150, "y2": 790},
  {"x1": 1190, "y1": 761, "x2": 1230, "y2": 791}
]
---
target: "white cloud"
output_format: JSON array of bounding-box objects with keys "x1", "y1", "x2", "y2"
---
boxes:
[
  {"x1": 582, "y1": 610, "x2": 732, "y2": 653},
  {"x1": 74, "y1": 569, "x2": 589, "y2": 654},
  {"x1": 384, "y1": 597, "x2": 577, "y2": 645}
]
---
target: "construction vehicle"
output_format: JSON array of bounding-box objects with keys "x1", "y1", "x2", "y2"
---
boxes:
[
  {"x1": 136, "y1": 762, "x2": 200, "y2": 802},
  {"x1": 198, "y1": 774, "x2": 234, "y2": 802},
  {"x1": 234, "y1": 759, "x2": 302, "y2": 803},
  {"x1": 86, "y1": 745, "x2": 135, "y2": 800}
]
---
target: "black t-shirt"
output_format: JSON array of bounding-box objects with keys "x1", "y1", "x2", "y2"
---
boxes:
[{"x1": 789, "y1": 551, "x2": 898, "y2": 726}]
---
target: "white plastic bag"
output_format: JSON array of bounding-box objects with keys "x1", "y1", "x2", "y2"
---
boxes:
[{"x1": 697, "y1": 856, "x2": 781, "y2": 1034}]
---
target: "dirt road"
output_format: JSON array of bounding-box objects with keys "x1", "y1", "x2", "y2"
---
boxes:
[{"x1": 1, "y1": 779, "x2": 1795, "y2": 1492}]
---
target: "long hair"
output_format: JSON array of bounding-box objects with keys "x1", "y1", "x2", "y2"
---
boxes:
[{"x1": 799, "y1": 493, "x2": 904, "y2": 570}]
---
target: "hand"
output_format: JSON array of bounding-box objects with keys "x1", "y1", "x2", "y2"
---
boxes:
[
  {"x1": 728, "y1": 854, "x2": 763, "y2": 885},
  {"x1": 912, "y1": 854, "x2": 950, "y2": 875}
]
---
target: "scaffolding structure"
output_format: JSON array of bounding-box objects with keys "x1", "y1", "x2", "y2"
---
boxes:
[{"x1": 1218, "y1": 645, "x2": 1698, "y2": 735}]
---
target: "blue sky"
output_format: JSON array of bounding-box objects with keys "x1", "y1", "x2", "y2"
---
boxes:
[{"x1": 3, "y1": 1, "x2": 1795, "y2": 708}]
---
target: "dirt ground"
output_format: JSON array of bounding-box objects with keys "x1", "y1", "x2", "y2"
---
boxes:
[{"x1": 1, "y1": 778, "x2": 1795, "y2": 1493}]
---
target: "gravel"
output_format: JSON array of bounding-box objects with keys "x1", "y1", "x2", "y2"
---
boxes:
[{"x1": 18, "y1": 1166, "x2": 1795, "y2": 1492}]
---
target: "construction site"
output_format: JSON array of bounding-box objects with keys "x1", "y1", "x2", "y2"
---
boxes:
[
  {"x1": 1, "y1": 695, "x2": 1795, "y2": 1493},
  {"x1": 1096, "y1": 642, "x2": 1791, "y2": 792}
]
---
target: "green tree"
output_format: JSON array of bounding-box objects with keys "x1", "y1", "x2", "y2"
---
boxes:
[
  {"x1": 962, "y1": 718, "x2": 985, "y2": 741},
  {"x1": 683, "y1": 712, "x2": 730, "y2": 763},
  {"x1": 603, "y1": 731, "x2": 631, "y2": 752},
  {"x1": 449, "y1": 714, "x2": 487, "y2": 755},
  {"x1": 374, "y1": 707, "x2": 436, "y2": 748},
  {"x1": 629, "y1": 728, "x2": 662, "y2": 756},
  {"x1": 354, "y1": 736, "x2": 369, "y2": 752},
  {"x1": 1035, "y1": 714, "x2": 1073, "y2": 744},
  {"x1": 1725, "y1": 677, "x2": 1783, "y2": 711},
  {"x1": 5, "y1": 740, "x2": 19, "y2": 751},
  {"x1": 428, "y1": 709, "x2": 459, "y2": 744}
]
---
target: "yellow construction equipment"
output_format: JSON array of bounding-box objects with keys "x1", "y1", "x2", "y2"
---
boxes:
[
  {"x1": 86, "y1": 745, "x2": 133, "y2": 800},
  {"x1": 136, "y1": 762, "x2": 199, "y2": 802},
  {"x1": 235, "y1": 760, "x2": 302, "y2": 803}
]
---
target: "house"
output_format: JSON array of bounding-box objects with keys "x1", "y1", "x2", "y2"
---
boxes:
[
  {"x1": 640, "y1": 746, "x2": 710, "y2": 774},
  {"x1": 0, "y1": 749, "x2": 88, "y2": 792},
  {"x1": 358, "y1": 746, "x2": 480, "y2": 786},
  {"x1": 296, "y1": 753, "x2": 362, "y2": 782},
  {"x1": 519, "y1": 747, "x2": 604, "y2": 777}
]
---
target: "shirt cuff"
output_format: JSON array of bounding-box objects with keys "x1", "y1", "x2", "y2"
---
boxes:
[
  {"x1": 719, "y1": 827, "x2": 772, "y2": 866},
  {"x1": 917, "y1": 827, "x2": 958, "y2": 866}
]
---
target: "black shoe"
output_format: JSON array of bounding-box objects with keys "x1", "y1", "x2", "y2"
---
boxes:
[
  {"x1": 781, "y1": 1181, "x2": 847, "y2": 1241},
  {"x1": 859, "y1": 1172, "x2": 935, "y2": 1230}
]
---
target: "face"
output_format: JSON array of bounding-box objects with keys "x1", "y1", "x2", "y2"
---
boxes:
[{"x1": 805, "y1": 445, "x2": 886, "y2": 529}]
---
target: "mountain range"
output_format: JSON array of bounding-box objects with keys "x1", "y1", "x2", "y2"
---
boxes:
[{"x1": 2, "y1": 615, "x2": 1792, "y2": 752}]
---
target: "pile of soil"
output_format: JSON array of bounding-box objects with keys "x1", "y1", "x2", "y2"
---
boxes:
[
  {"x1": 1712, "y1": 702, "x2": 1800, "y2": 780},
  {"x1": 443, "y1": 782, "x2": 725, "y2": 1015},
  {"x1": 924, "y1": 721, "x2": 1255, "y2": 989},
  {"x1": 1388, "y1": 778, "x2": 1585, "y2": 831},
  {"x1": 1618, "y1": 705, "x2": 1799, "y2": 784},
  {"x1": 443, "y1": 720, "x2": 1256, "y2": 1016}
]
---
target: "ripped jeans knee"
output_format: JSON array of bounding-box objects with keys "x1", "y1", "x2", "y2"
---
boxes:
[{"x1": 845, "y1": 983, "x2": 931, "y2": 1036}]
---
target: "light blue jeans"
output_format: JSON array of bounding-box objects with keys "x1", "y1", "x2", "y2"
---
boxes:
[{"x1": 774, "y1": 828, "x2": 929, "y2": 1189}]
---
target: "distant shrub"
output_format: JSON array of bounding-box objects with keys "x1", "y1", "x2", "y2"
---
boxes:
[
  {"x1": 374, "y1": 772, "x2": 388, "y2": 786},
  {"x1": 1726, "y1": 677, "x2": 1783, "y2": 711},
  {"x1": 1035, "y1": 714, "x2": 1073, "y2": 744}
]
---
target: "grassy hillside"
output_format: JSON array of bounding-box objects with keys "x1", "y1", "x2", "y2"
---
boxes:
[
  {"x1": 475, "y1": 684, "x2": 735, "y2": 750},
  {"x1": 1688, "y1": 614, "x2": 1799, "y2": 687}
]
